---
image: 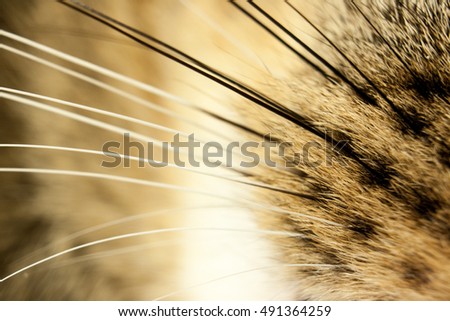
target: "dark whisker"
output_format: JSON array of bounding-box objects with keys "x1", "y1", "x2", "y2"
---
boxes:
[
  {"x1": 249, "y1": 0, "x2": 410, "y2": 127},
  {"x1": 242, "y1": 1, "x2": 422, "y2": 184},
  {"x1": 58, "y1": 0, "x2": 397, "y2": 182},
  {"x1": 348, "y1": 1, "x2": 415, "y2": 78},
  {"x1": 285, "y1": 1, "x2": 393, "y2": 105},
  {"x1": 244, "y1": 0, "x2": 376, "y2": 105},
  {"x1": 58, "y1": 1, "x2": 334, "y2": 146},
  {"x1": 229, "y1": 1, "x2": 333, "y2": 82}
]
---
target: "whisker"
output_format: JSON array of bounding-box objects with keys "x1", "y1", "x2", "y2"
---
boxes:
[
  {"x1": 0, "y1": 167, "x2": 341, "y2": 226},
  {"x1": 58, "y1": 0, "x2": 391, "y2": 188},
  {"x1": 1, "y1": 33, "x2": 240, "y2": 142},
  {"x1": 243, "y1": 0, "x2": 376, "y2": 104},
  {"x1": 93, "y1": 0, "x2": 390, "y2": 177},
  {"x1": 0, "y1": 143, "x2": 235, "y2": 177},
  {"x1": 230, "y1": 0, "x2": 332, "y2": 81},
  {"x1": 41, "y1": 205, "x2": 239, "y2": 247},
  {"x1": 48, "y1": 226, "x2": 265, "y2": 271},
  {"x1": 1, "y1": 30, "x2": 189, "y2": 106},
  {"x1": 4, "y1": 88, "x2": 275, "y2": 171},
  {"x1": 9, "y1": 205, "x2": 231, "y2": 267},
  {"x1": 0, "y1": 136, "x2": 314, "y2": 199},
  {"x1": 0, "y1": 227, "x2": 304, "y2": 282},
  {"x1": 284, "y1": 0, "x2": 406, "y2": 117},
  {"x1": 2, "y1": 88, "x2": 248, "y2": 162},
  {"x1": 0, "y1": 44, "x2": 209, "y2": 135},
  {"x1": 2, "y1": 92, "x2": 248, "y2": 168},
  {"x1": 180, "y1": 0, "x2": 405, "y2": 185},
  {"x1": 0, "y1": 144, "x2": 314, "y2": 199},
  {"x1": 2, "y1": 88, "x2": 189, "y2": 138},
  {"x1": 0, "y1": 167, "x2": 226, "y2": 195},
  {"x1": 2, "y1": 30, "x2": 267, "y2": 142},
  {"x1": 2, "y1": 88, "x2": 333, "y2": 193},
  {"x1": 2, "y1": 91, "x2": 175, "y2": 150},
  {"x1": 58, "y1": 0, "x2": 342, "y2": 147},
  {"x1": 179, "y1": 0, "x2": 264, "y2": 66},
  {"x1": 285, "y1": 1, "x2": 380, "y2": 88},
  {"x1": 348, "y1": 0, "x2": 415, "y2": 76},
  {"x1": 48, "y1": 239, "x2": 178, "y2": 270},
  {"x1": 2, "y1": 92, "x2": 326, "y2": 199},
  {"x1": 153, "y1": 263, "x2": 340, "y2": 300},
  {"x1": 0, "y1": 143, "x2": 316, "y2": 199}
]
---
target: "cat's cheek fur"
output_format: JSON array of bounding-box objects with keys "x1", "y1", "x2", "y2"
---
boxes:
[{"x1": 0, "y1": 0, "x2": 449, "y2": 300}]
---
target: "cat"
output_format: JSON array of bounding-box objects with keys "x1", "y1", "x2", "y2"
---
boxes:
[{"x1": 1, "y1": 0, "x2": 449, "y2": 300}]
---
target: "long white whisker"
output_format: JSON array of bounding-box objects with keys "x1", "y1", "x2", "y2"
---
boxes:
[
  {"x1": 2, "y1": 88, "x2": 253, "y2": 164},
  {"x1": 62, "y1": 205, "x2": 235, "y2": 240},
  {"x1": 11, "y1": 205, "x2": 238, "y2": 266},
  {"x1": 2, "y1": 91, "x2": 259, "y2": 169},
  {"x1": 49, "y1": 229, "x2": 256, "y2": 271},
  {"x1": 2, "y1": 92, "x2": 241, "y2": 166},
  {"x1": 0, "y1": 167, "x2": 231, "y2": 198},
  {"x1": 0, "y1": 42, "x2": 231, "y2": 142},
  {"x1": 1, "y1": 31, "x2": 245, "y2": 143},
  {"x1": 2, "y1": 90, "x2": 315, "y2": 182},
  {"x1": 0, "y1": 167, "x2": 342, "y2": 226},
  {"x1": 0, "y1": 227, "x2": 303, "y2": 282},
  {"x1": 47, "y1": 240, "x2": 177, "y2": 270},
  {"x1": 0, "y1": 44, "x2": 186, "y2": 120},
  {"x1": 2, "y1": 88, "x2": 189, "y2": 137},
  {"x1": 153, "y1": 263, "x2": 340, "y2": 300},
  {"x1": 2, "y1": 34, "x2": 309, "y2": 172},
  {"x1": 2, "y1": 88, "x2": 322, "y2": 180},
  {"x1": 2, "y1": 91, "x2": 165, "y2": 145},
  {"x1": 0, "y1": 143, "x2": 313, "y2": 198},
  {"x1": 1, "y1": 30, "x2": 190, "y2": 106}
]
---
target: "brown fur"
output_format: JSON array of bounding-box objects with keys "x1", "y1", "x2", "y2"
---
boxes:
[{"x1": 0, "y1": 0, "x2": 449, "y2": 300}]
